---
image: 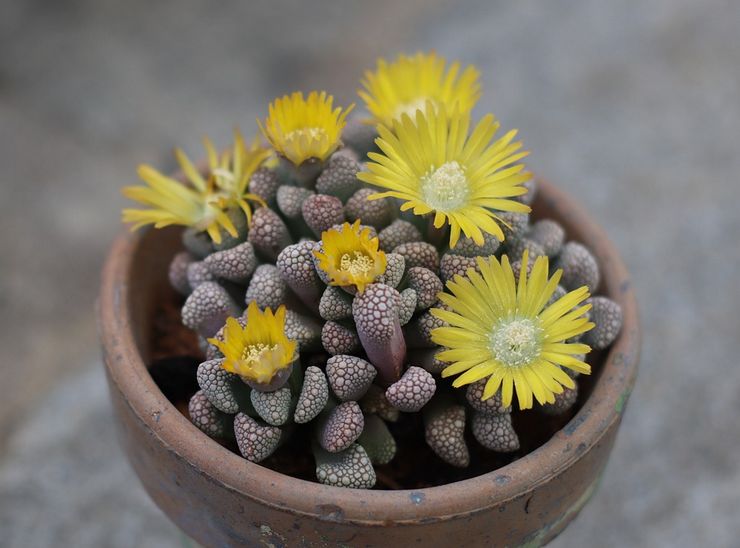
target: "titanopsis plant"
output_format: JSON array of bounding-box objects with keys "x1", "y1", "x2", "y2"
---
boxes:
[{"x1": 122, "y1": 52, "x2": 623, "y2": 489}]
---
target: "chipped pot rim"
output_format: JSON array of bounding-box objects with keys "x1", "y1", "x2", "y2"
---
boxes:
[{"x1": 99, "y1": 176, "x2": 640, "y2": 524}]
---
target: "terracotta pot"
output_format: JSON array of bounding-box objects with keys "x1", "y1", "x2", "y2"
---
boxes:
[{"x1": 99, "y1": 178, "x2": 639, "y2": 547}]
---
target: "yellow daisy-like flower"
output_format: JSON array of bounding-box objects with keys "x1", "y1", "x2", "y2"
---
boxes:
[
  {"x1": 431, "y1": 251, "x2": 595, "y2": 410},
  {"x1": 357, "y1": 105, "x2": 532, "y2": 248},
  {"x1": 258, "y1": 91, "x2": 354, "y2": 166},
  {"x1": 122, "y1": 129, "x2": 270, "y2": 244},
  {"x1": 358, "y1": 51, "x2": 481, "y2": 127},
  {"x1": 313, "y1": 220, "x2": 387, "y2": 293},
  {"x1": 208, "y1": 302, "x2": 298, "y2": 384}
]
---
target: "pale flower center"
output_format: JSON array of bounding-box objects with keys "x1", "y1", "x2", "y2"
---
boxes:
[
  {"x1": 211, "y1": 168, "x2": 235, "y2": 183},
  {"x1": 208, "y1": 169, "x2": 242, "y2": 198},
  {"x1": 340, "y1": 251, "x2": 374, "y2": 277},
  {"x1": 421, "y1": 161, "x2": 469, "y2": 211},
  {"x1": 196, "y1": 198, "x2": 230, "y2": 231},
  {"x1": 489, "y1": 318, "x2": 543, "y2": 367},
  {"x1": 285, "y1": 127, "x2": 327, "y2": 143},
  {"x1": 392, "y1": 97, "x2": 431, "y2": 120},
  {"x1": 241, "y1": 343, "x2": 280, "y2": 365}
]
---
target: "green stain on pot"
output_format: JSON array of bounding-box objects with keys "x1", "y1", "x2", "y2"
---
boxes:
[
  {"x1": 259, "y1": 524, "x2": 287, "y2": 548},
  {"x1": 516, "y1": 472, "x2": 604, "y2": 548},
  {"x1": 615, "y1": 388, "x2": 632, "y2": 414}
]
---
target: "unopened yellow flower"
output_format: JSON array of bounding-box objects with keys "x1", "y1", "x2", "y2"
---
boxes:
[
  {"x1": 122, "y1": 129, "x2": 270, "y2": 244},
  {"x1": 359, "y1": 51, "x2": 481, "y2": 127},
  {"x1": 313, "y1": 220, "x2": 387, "y2": 293},
  {"x1": 208, "y1": 302, "x2": 298, "y2": 384},
  {"x1": 357, "y1": 105, "x2": 531, "y2": 248},
  {"x1": 431, "y1": 251, "x2": 595, "y2": 410},
  {"x1": 258, "y1": 91, "x2": 354, "y2": 166}
]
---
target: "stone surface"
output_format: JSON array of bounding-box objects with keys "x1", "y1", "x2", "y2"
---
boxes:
[
  {"x1": 2, "y1": 1, "x2": 740, "y2": 546},
  {"x1": 0, "y1": 368, "x2": 185, "y2": 548}
]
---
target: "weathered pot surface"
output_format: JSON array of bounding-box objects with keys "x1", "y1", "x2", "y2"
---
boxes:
[{"x1": 99, "y1": 177, "x2": 639, "y2": 547}]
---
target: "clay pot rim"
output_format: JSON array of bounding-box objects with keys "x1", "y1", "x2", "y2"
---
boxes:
[{"x1": 99, "y1": 177, "x2": 639, "y2": 524}]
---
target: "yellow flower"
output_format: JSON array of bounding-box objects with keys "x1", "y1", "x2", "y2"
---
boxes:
[
  {"x1": 122, "y1": 129, "x2": 270, "y2": 244},
  {"x1": 357, "y1": 105, "x2": 532, "y2": 248},
  {"x1": 358, "y1": 51, "x2": 481, "y2": 127},
  {"x1": 208, "y1": 302, "x2": 298, "y2": 384},
  {"x1": 313, "y1": 220, "x2": 387, "y2": 293},
  {"x1": 258, "y1": 91, "x2": 354, "y2": 166},
  {"x1": 431, "y1": 251, "x2": 595, "y2": 410}
]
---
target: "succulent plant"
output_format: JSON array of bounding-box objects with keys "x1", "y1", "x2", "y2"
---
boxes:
[
  {"x1": 314, "y1": 443, "x2": 376, "y2": 489},
  {"x1": 234, "y1": 413, "x2": 284, "y2": 463},
  {"x1": 359, "y1": 385, "x2": 400, "y2": 423},
  {"x1": 528, "y1": 219, "x2": 565, "y2": 258},
  {"x1": 196, "y1": 358, "x2": 250, "y2": 414},
  {"x1": 123, "y1": 52, "x2": 624, "y2": 489},
  {"x1": 251, "y1": 387, "x2": 293, "y2": 426},
  {"x1": 247, "y1": 167, "x2": 281, "y2": 205},
  {"x1": 186, "y1": 260, "x2": 216, "y2": 289},
  {"x1": 326, "y1": 355, "x2": 376, "y2": 401},
  {"x1": 168, "y1": 251, "x2": 194, "y2": 295},
  {"x1": 540, "y1": 385, "x2": 579, "y2": 416},
  {"x1": 424, "y1": 401, "x2": 470, "y2": 468},
  {"x1": 385, "y1": 366, "x2": 436, "y2": 412},
  {"x1": 181, "y1": 282, "x2": 239, "y2": 338},
  {"x1": 293, "y1": 366, "x2": 329, "y2": 423},
  {"x1": 471, "y1": 412, "x2": 520, "y2": 452},
  {"x1": 189, "y1": 390, "x2": 232, "y2": 439},
  {"x1": 555, "y1": 241, "x2": 601, "y2": 291},
  {"x1": 318, "y1": 401, "x2": 365, "y2": 453},
  {"x1": 583, "y1": 296, "x2": 623, "y2": 350},
  {"x1": 357, "y1": 415, "x2": 396, "y2": 465}
]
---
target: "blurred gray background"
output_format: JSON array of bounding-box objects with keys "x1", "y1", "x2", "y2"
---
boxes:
[{"x1": 1, "y1": 0, "x2": 739, "y2": 546}]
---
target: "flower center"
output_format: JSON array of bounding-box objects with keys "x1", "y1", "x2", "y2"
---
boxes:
[
  {"x1": 392, "y1": 97, "x2": 430, "y2": 120},
  {"x1": 421, "y1": 161, "x2": 469, "y2": 211},
  {"x1": 489, "y1": 318, "x2": 543, "y2": 367},
  {"x1": 211, "y1": 168, "x2": 237, "y2": 191},
  {"x1": 285, "y1": 127, "x2": 328, "y2": 143},
  {"x1": 340, "y1": 251, "x2": 374, "y2": 277},
  {"x1": 211, "y1": 168, "x2": 235, "y2": 182},
  {"x1": 241, "y1": 343, "x2": 280, "y2": 365}
]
